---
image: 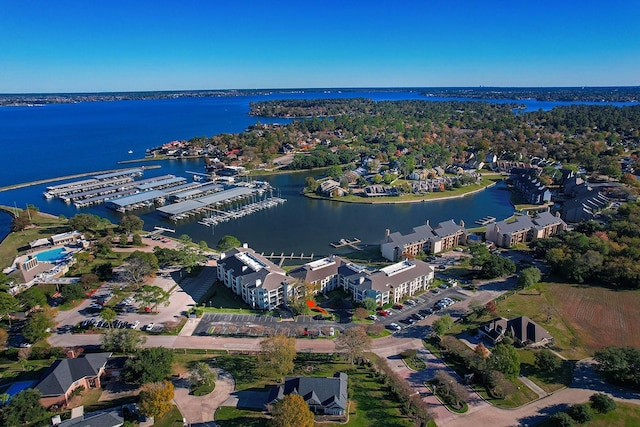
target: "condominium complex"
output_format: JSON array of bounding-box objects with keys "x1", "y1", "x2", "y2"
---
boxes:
[
  {"x1": 380, "y1": 219, "x2": 466, "y2": 261},
  {"x1": 485, "y1": 211, "x2": 567, "y2": 248}
]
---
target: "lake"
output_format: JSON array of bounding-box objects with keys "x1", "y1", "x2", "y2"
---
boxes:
[{"x1": 0, "y1": 90, "x2": 633, "y2": 252}]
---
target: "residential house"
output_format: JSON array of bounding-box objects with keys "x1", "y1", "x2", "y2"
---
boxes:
[
  {"x1": 55, "y1": 409, "x2": 124, "y2": 427},
  {"x1": 216, "y1": 246, "x2": 296, "y2": 310},
  {"x1": 268, "y1": 373, "x2": 348, "y2": 416},
  {"x1": 318, "y1": 179, "x2": 345, "y2": 197},
  {"x1": 561, "y1": 183, "x2": 610, "y2": 223},
  {"x1": 480, "y1": 316, "x2": 553, "y2": 348},
  {"x1": 511, "y1": 171, "x2": 551, "y2": 205},
  {"x1": 35, "y1": 353, "x2": 111, "y2": 409}
]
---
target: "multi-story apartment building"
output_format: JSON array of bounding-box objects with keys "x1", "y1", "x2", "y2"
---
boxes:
[
  {"x1": 380, "y1": 219, "x2": 466, "y2": 261},
  {"x1": 485, "y1": 211, "x2": 567, "y2": 248}
]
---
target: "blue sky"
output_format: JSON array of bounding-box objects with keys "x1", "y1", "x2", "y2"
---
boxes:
[{"x1": 1, "y1": 0, "x2": 639, "y2": 93}]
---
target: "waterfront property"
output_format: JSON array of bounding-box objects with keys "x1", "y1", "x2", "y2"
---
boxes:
[
  {"x1": 267, "y1": 373, "x2": 348, "y2": 416},
  {"x1": 510, "y1": 168, "x2": 551, "y2": 205},
  {"x1": 485, "y1": 211, "x2": 567, "y2": 248},
  {"x1": 290, "y1": 254, "x2": 434, "y2": 305},
  {"x1": 29, "y1": 230, "x2": 84, "y2": 249},
  {"x1": 380, "y1": 219, "x2": 467, "y2": 261},
  {"x1": 216, "y1": 246, "x2": 296, "y2": 310}
]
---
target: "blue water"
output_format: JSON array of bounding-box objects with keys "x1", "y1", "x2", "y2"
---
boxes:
[
  {"x1": 34, "y1": 247, "x2": 66, "y2": 262},
  {"x1": 0, "y1": 90, "x2": 634, "y2": 254}
]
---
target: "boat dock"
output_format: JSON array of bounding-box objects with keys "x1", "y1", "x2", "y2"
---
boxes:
[
  {"x1": 474, "y1": 216, "x2": 496, "y2": 226},
  {"x1": 43, "y1": 168, "x2": 143, "y2": 198},
  {"x1": 330, "y1": 238, "x2": 362, "y2": 250},
  {"x1": 260, "y1": 252, "x2": 316, "y2": 267}
]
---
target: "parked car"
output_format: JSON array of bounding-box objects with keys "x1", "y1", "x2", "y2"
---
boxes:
[
  {"x1": 413, "y1": 313, "x2": 424, "y2": 320},
  {"x1": 393, "y1": 304, "x2": 404, "y2": 310},
  {"x1": 367, "y1": 314, "x2": 378, "y2": 321},
  {"x1": 144, "y1": 323, "x2": 154, "y2": 331},
  {"x1": 130, "y1": 320, "x2": 140, "y2": 329},
  {"x1": 388, "y1": 323, "x2": 401, "y2": 331}
]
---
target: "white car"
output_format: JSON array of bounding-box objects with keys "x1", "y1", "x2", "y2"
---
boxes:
[
  {"x1": 129, "y1": 320, "x2": 140, "y2": 329},
  {"x1": 389, "y1": 322, "x2": 402, "y2": 331},
  {"x1": 367, "y1": 314, "x2": 378, "y2": 321},
  {"x1": 144, "y1": 323, "x2": 154, "y2": 331}
]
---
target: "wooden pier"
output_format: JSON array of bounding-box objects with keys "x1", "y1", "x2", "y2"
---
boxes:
[
  {"x1": 475, "y1": 216, "x2": 496, "y2": 226},
  {"x1": 330, "y1": 238, "x2": 362, "y2": 251},
  {"x1": 260, "y1": 252, "x2": 316, "y2": 267}
]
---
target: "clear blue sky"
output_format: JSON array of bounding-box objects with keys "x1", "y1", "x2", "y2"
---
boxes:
[{"x1": 1, "y1": 0, "x2": 639, "y2": 93}]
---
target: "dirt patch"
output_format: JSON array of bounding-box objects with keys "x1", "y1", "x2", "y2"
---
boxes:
[{"x1": 546, "y1": 284, "x2": 640, "y2": 351}]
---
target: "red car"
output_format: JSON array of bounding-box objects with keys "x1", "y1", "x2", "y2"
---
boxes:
[
  {"x1": 393, "y1": 304, "x2": 404, "y2": 310},
  {"x1": 378, "y1": 310, "x2": 389, "y2": 317}
]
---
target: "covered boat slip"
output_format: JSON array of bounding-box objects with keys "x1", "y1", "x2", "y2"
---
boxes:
[
  {"x1": 157, "y1": 186, "x2": 259, "y2": 221},
  {"x1": 106, "y1": 190, "x2": 168, "y2": 212},
  {"x1": 43, "y1": 168, "x2": 144, "y2": 198},
  {"x1": 63, "y1": 174, "x2": 177, "y2": 203}
]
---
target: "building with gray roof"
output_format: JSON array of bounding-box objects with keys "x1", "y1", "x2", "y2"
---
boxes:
[
  {"x1": 217, "y1": 246, "x2": 295, "y2": 310},
  {"x1": 485, "y1": 211, "x2": 566, "y2": 248},
  {"x1": 380, "y1": 219, "x2": 466, "y2": 261},
  {"x1": 35, "y1": 352, "x2": 111, "y2": 408},
  {"x1": 267, "y1": 373, "x2": 348, "y2": 416}
]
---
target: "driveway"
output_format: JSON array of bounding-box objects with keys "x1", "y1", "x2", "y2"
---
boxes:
[{"x1": 172, "y1": 368, "x2": 235, "y2": 425}]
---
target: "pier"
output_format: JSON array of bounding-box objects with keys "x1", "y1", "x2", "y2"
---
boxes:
[
  {"x1": 330, "y1": 238, "x2": 362, "y2": 250},
  {"x1": 474, "y1": 216, "x2": 496, "y2": 226},
  {"x1": 260, "y1": 252, "x2": 316, "y2": 267}
]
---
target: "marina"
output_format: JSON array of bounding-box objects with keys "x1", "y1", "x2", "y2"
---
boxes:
[{"x1": 43, "y1": 168, "x2": 143, "y2": 199}]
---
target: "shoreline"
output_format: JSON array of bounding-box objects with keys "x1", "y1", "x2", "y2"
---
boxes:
[{"x1": 303, "y1": 180, "x2": 502, "y2": 205}]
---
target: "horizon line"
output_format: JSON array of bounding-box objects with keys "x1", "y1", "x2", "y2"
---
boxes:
[{"x1": 2, "y1": 85, "x2": 640, "y2": 97}]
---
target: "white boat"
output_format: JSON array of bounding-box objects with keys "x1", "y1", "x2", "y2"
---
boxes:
[{"x1": 128, "y1": 150, "x2": 133, "y2": 154}]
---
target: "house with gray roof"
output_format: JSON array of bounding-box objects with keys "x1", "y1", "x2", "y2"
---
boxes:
[
  {"x1": 35, "y1": 353, "x2": 111, "y2": 409},
  {"x1": 216, "y1": 246, "x2": 296, "y2": 310},
  {"x1": 480, "y1": 316, "x2": 553, "y2": 348},
  {"x1": 268, "y1": 373, "x2": 348, "y2": 416},
  {"x1": 55, "y1": 409, "x2": 123, "y2": 427}
]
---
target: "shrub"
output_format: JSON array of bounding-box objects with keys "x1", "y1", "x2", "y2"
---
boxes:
[
  {"x1": 568, "y1": 403, "x2": 593, "y2": 423},
  {"x1": 589, "y1": 392, "x2": 616, "y2": 414},
  {"x1": 549, "y1": 411, "x2": 574, "y2": 427}
]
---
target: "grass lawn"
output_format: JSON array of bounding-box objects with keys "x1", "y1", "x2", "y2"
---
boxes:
[
  {"x1": 536, "y1": 402, "x2": 640, "y2": 427},
  {"x1": 153, "y1": 405, "x2": 185, "y2": 427},
  {"x1": 473, "y1": 377, "x2": 539, "y2": 408},
  {"x1": 198, "y1": 280, "x2": 259, "y2": 311},
  {"x1": 402, "y1": 354, "x2": 426, "y2": 371},
  {"x1": 215, "y1": 407, "x2": 267, "y2": 427},
  {"x1": 494, "y1": 281, "x2": 640, "y2": 359},
  {"x1": 519, "y1": 349, "x2": 574, "y2": 393}
]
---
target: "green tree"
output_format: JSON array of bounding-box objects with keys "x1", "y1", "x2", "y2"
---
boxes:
[
  {"x1": 217, "y1": 235, "x2": 241, "y2": 252},
  {"x1": 567, "y1": 403, "x2": 593, "y2": 423},
  {"x1": 22, "y1": 309, "x2": 55, "y2": 343},
  {"x1": 270, "y1": 394, "x2": 314, "y2": 427},
  {"x1": 18, "y1": 287, "x2": 47, "y2": 311},
  {"x1": 100, "y1": 307, "x2": 117, "y2": 328},
  {"x1": 122, "y1": 251, "x2": 159, "y2": 289},
  {"x1": 549, "y1": 411, "x2": 574, "y2": 427},
  {"x1": 132, "y1": 233, "x2": 143, "y2": 246},
  {"x1": 258, "y1": 335, "x2": 296, "y2": 378},
  {"x1": 10, "y1": 212, "x2": 31, "y2": 232},
  {"x1": 432, "y1": 314, "x2": 454, "y2": 336},
  {"x1": 518, "y1": 266, "x2": 542, "y2": 288},
  {"x1": 198, "y1": 240, "x2": 209, "y2": 251},
  {"x1": 180, "y1": 234, "x2": 192, "y2": 244},
  {"x1": 93, "y1": 262, "x2": 113, "y2": 281},
  {"x1": 0, "y1": 293, "x2": 19, "y2": 324},
  {"x1": 61, "y1": 283, "x2": 86, "y2": 303},
  {"x1": 123, "y1": 347, "x2": 173, "y2": 384},
  {"x1": 335, "y1": 326, "x2": 371, "y2": 364},
  {"x1": 79, "y1": 273, "x2": 100, "y2": 291},
  {"x1": 69, "y1": 213, "x2": 101, "y2": 232},
  {"x1": 138, "y1": 381, "x2": 175, "y2": 419},
  {"x1": 135, "y1": 285, "x2": 170, "y2": 313},
  {"x1": 488, "y1": 343, "x2": 520, "y2": 379},
  {"x1": 594, "y1": 346, "x2": 640, "y2": 388},
  {"x1": 363, "y1": 297, "x2": 377, "y2": 311},
  {"x1": 0, "y1": 388, "x2": 45, "y2": 426},
  {"x1": 589, "y1": 392, "x2": 616, "y2": 414},
  {"x1": 119, "y1": 214, "x2": 143, "y2": 234},
  {"x1": 101, "y1": 328, "x2": 147, "y2": 353},
  {"x1": 479, "y1": 255, "x2": 516, "y2": 279},
  {"x1": 189, "y1": 361, "x2": 217, "y2": 387},
  {"x1": 535, "y1": 349, "x2": 560, "y2": 373}
]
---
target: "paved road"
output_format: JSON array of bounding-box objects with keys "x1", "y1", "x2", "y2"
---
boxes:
[{"x1": 172, "y1": 369, "x2": 235, "y2": 425}]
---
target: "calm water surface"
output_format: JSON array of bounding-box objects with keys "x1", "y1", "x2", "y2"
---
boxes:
[{"x1": 1, "y1": 91, "x2": 631, "y2": 253}]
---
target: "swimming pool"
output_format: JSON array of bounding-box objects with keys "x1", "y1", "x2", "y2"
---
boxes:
[{"x1": 34, "y1": 247, "x2": 67, "y2": 263}]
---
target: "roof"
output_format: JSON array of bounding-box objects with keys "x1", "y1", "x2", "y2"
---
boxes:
[
  {"x1": 108, "y1": 190, "x2": 167, "y2": 207},
  {"x1": 364, "y1": 259, "x2": 433, "y2": 293},
  {"x1": 219, "y1": 247, "x2": 290, "y2": 291},
  {"x1": 268, "y1": 373, "x2": 348, "y2": 411},
  {"x1": 289, "y1": 255, "x2": 347, "y2": 284},
  {"x1": 492, "y1": 215, "x2": 535, "y2": 235},
  {"x1": 35, "y1": 353, "x2": 111, "y2": 397},
  {"x1": 433, "y1": 219, "x2": 465, "y2": 238},
  {"x1": 484, "y1": 316, "x2": 552, "y2": 344},
  {"x1": 532, "y1": 211, "x2": 565, "y2": 228},
  {"x1": 57, "y1": 410, "x2": 124, "y2": 427}
]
